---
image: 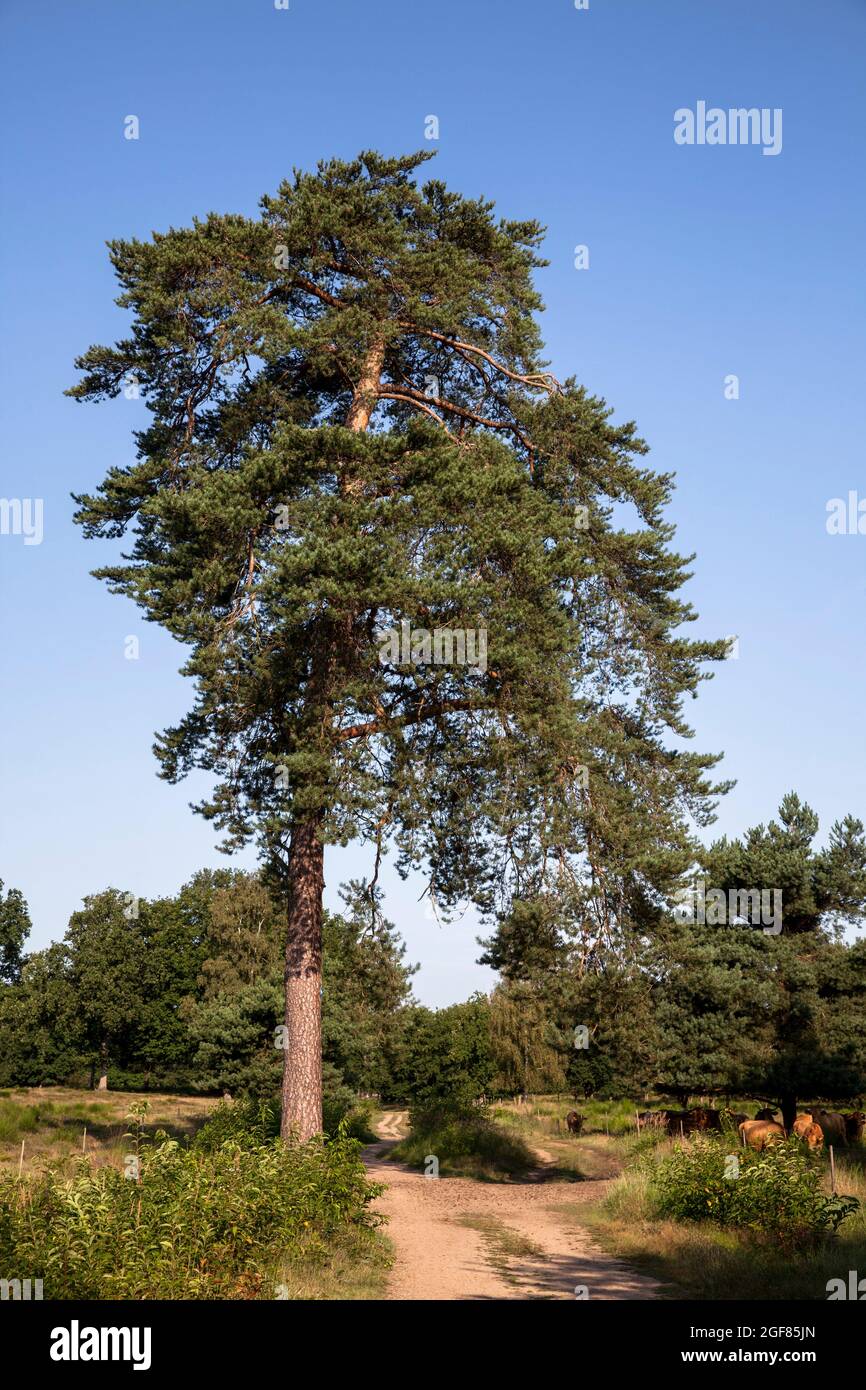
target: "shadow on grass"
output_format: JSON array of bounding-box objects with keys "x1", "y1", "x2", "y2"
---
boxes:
[
  {"x1": 582, "y1": 1196, "x2": 866, "y2": 1301},
  {"x1": 1, "y1": 1096, "x2": 216, "y2": 1153}
]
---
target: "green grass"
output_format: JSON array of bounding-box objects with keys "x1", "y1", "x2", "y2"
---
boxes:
[
  {"x1": 493, "y1": 1095, "x2": 640, "y2": 1140},
  {"x1": 486, "y1": 1094, "x2": 866, "y2": 1299},
  {"x1": 0, "y1": 1098, "x2": 109, "y2": 1144},
  {"x1": 585, "y1": 1136, "x2": 866, "y2": 1300},
  {"x1": 456, "y1": 1216, "x2": 545, "y2": 1286},
  {"x1": 274, "y1": 1225, "x2": 392, "y2": 1300},
  {"x1": 0, "y1": 1099, "x2": 41, "y2": 1143},
  {"x1": 0, "y1": 1095, "x2": 142, "y2": 1148},
  {"x1": 0, "y1": 1090, "x2": 231, "y2": 1177},
  {"x1": 493, "y1": 1095, "x2": 667, "y2": 1181},
  {"x1": 391, "y1": 1105, "x2": 536, "y2": 1181}
]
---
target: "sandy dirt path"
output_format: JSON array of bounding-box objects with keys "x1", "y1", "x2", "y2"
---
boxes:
[{"x1": 363, "y1": 1114, "x2": 661, "y2": 1301}]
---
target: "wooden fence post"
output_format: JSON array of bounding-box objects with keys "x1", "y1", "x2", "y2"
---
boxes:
[{"x1": 829, "y1": 1145, "x2": 837, "y2": 1195}]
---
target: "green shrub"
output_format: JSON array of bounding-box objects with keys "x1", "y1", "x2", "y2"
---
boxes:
[
  {"x1": 650, "y1": 1135, "x2": 859, "y2": 1246},
  {"x1": 192, "y1": 1097, "x2": 280, "y2": 1150},
  {"x1": 194, "y1": 1093, "x2": 376, "y2": 1150},
  {"x1": 326, "y1": 1099, "x2": 376, "y2": 1142},
  {"x1": 0, "y1": 1106, "x2": 384, "y2": 1299},
  {"x1": 393, "y1": 1102, "x2": 534, "y2": 1180},
  {"x1": 320, "y1": 1076, "x2": 377, "y2": 1142}
]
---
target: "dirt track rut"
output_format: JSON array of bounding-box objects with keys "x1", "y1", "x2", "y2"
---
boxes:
[{"x1": 363, "y1": 1114, "x2": 661, "y2": 1301}]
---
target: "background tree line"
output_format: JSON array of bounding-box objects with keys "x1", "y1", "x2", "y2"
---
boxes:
[{"x1": 2, "y1": 795, "x2": 865, "y2": 1117}]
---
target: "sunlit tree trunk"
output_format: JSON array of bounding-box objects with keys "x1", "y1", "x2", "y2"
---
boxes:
[{"x1": 280, "y1": 818, "x2": 325, "y2": 1141}]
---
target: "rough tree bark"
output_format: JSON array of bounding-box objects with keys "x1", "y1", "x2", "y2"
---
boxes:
[
  {"x1": 97, "y1": 1040, "x2": 109, "y2": 1091},
  {"x1": 344, "y1": 337, "x2": 385, "y2": 433},
  {"x1": 280, "y1": 817, "x2": 325, "y2": 1141}
]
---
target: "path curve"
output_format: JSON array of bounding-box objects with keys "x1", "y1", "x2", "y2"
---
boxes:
[{"x1": 363, "y1": 1114, "x2": 661, "y2": 1301}]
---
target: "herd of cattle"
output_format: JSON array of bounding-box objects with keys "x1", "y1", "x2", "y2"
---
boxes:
[{"x1": 564, "y1": 1106, "x2": 866, "y2": 1152}]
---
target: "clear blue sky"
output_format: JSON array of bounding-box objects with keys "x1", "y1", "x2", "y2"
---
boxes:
[{"x1": 1, "y1": 0, "x2": 864, "y2": 1005}]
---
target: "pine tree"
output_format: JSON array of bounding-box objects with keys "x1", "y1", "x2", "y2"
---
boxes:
[
  {"x1": 70, "y1": 151, "x2": 726, "y2": 1139},
  {"x1": 699, "y1": 794, "x2": 866, "y2": 1127}
]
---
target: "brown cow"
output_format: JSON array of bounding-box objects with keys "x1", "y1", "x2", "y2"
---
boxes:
[
  {"x1": 723, "y1": 1110, "x2": 748, "y2": 1129},
  {"x1": 689, "y1": 1107, "x2": 723, "y2": 1132},
  {"x1": 637, "y1": 1111, "x2": 667, "y2": 1129},
  {"x1": 793, "y1": 1114, "x2": 824, "y2": 1150},
  {"x1": 565, "y1": 1110, "x2": 584, "y2": 1135},
  {"x1": 665, "y1": 1109, "x2": 697, "y2": 1136},
  {"x1": 814, "y1": 1110, "x2": 847, "y2": 1147},
  {"x1": 739, "y1": 1119, "x2": 786, "y2": 1151},
  {"x1": 844, "y1": 1111, "x2": 865, "y2": 1144}
]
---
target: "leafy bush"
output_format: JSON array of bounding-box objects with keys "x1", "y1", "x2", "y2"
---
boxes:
[
  {"x1": 0, "y1": 1106, "x2": 384, "y2": 1299},
  {"x1": 194, "y1": 1091, "x2": 375, "y2": 1150},
  {"x1": 392, "y1": 1102, "x2": 535, "y2": 1180},
  {"x1": 323, "y1": 1095, "x2": 376, "y2": 1142},
  {"x1": 192, "y1": 1096, "x2": 280, "y2": 1150},
  {"x1": 650, "y1": 1135, "x2": 859, "y2": 1246}
]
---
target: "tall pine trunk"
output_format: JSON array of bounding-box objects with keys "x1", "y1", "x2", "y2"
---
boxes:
[
  {"x1": 280, "y1": 337, "x2": 383, "y2": 1143},
  {"x1": 97, "y1": 1040, "x2": 109, "y2": 1091},
  {"x1": 280, "y1": 817, "x2": 325, "y2": 1141}
]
